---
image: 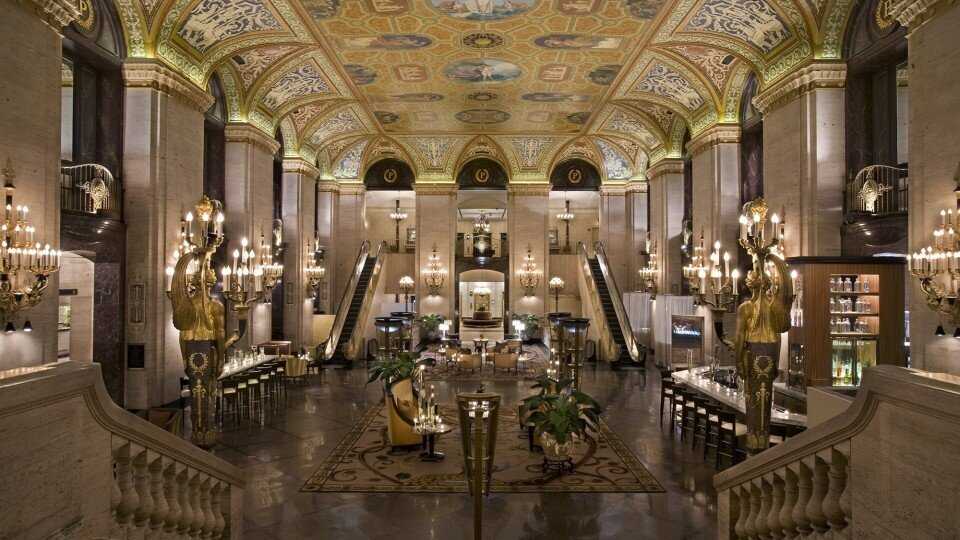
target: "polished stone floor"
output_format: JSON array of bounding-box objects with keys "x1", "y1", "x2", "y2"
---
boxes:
[{"x1": 210, "y1": 364, "x2": 718, "y2": 539}]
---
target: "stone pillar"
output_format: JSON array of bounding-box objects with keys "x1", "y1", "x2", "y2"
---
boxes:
[
  {"x1": 315, "y1": 180, "x2": 339, "y2": 314},
  {"x1": 123, "y1": 61, "x2": 213, "y2": 408},
  {"x1": 688, "y1": 125, "x2": 742, "y2": 356},
  {"x1": 223, "y1": 123, "x2": 279, "y2": 349},
  {"x1": 281, "y1": 158, "x2": 318, "y2": 350},
  {"x1": 647, "y1": 159, "x2": 686, "y2": 295},
  {"x1": 332, "y1": 183, "x2": 365, "y2": 309},
  {"x1": 414, "y1": 183, "x2": 457, "y2": 319},
  {"x1": 0, "y1": 0, "x2": 77, "y2": 368},
  {"x1": 508, "y1": 183, "x2": 551, "y2": 318},
  {"x1": 599, "y1": 184, "x2": 629, "y2": 290},
  {"x1": 895, "y1": 0, "x2": 960, "y2": 374},
  {"x1": 625, "y1": 180, "x2": 649, "y2": 292},
  {"x1": 754, "y1": 62, "x2": 847, "y2": 257}
]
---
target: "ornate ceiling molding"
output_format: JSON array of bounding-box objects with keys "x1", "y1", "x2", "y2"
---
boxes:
[
  {"x1": 646, "y1": 158, "x2": 685, "y2": 181},
  {"x1": 413, "y1": 182, "x2": 458, "y2": 195},
  {"x1": 122, "y1": 59, "x2": 215, "y2": 112},
  {"x1": 317, "y1": 179, "x2": 341, "y2": 193},
  {"x1": 282, "y1": 157, "x2": 320, "y2": 178},
  {"x1": 507, "y1": 183, "x2": 552, "y2": 197},
  {"x1": 752, "y1": 61, "x2": 846, "y2": 115},
  {"x1": 28, "y1": 0, "x2": 82, "y2": 28},
  {"x1": 225, "y1": 123, "x2": 281, "y2": 154},
  {"x1": 625, "y1": 180, "x2": 649, "y2": 193},
  {"x1": 600, "y1": 184, "x2": 628, "y2": 195},
  {"x1": 891, "y1": 0, "x2": 953, "y2": 28},
  {"x1": 686, "y1": 123, "x2": 741, "y2": 156}
]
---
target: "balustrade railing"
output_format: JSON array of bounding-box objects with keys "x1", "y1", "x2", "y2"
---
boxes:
[
  {"x1": 845, "y1": 164, "x2": 908, "y2": 217},
  {"x1": 60, "y1": 162, "x2": 122, "y2": 217},
  {"x1": 714, "y1": 365, "x2": 960, "y2": 539}
]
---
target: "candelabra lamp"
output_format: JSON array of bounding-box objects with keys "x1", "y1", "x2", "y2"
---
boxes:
[
  {"x1": 556, "y1": 199, "x2": 575, "y2": 253},
  {"x1": 637, "y1": 232, "x2": 658, "y2": 298},
  {"x1": 0, "y1": 160, "x2": 61, "y2": 328},
  {"x1": 561, "y1": 318, "x2": 590, "y2": 391},
  {"x1": 548, "y1": 276, "x2": 564, "y2": 312},
  {"x1": 423, "y1": 244, "x2": 445, "y2": 296},
  {"x1": 683, "y1": 230, "x2": 741, "y2": 347},
  {"x1": 257, "y1": 228, "x2": 284, "y2": 299},
  {"x1": 389, "y1": 199, "x2": 408, "y2": 253},
  {"x1": 907, "y1": 175, "x2": 960, "y2": 336},
  {"x1": 398, "y1": 275, "x2": 414, "y2": 311},
  {"x1": 456, "y1": 391, "x2": 501, "y2": 540},
  {"x1": 518, "y1": 246, "x2": 541, "y2": 296},
  {"x1": 734, "y1": 197, "x2": 795, "y2": 455},
  {"x1": 305, "y1": 239, "x2": 326, "y2": 314}
]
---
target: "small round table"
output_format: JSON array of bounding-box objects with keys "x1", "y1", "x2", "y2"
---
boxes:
[{"x1": 414, "y1": 423, "x2": 454, "y2": 462}]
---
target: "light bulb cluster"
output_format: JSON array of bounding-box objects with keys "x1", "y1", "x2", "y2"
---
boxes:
[
  {"x1": 683, "y1": 231, "x2": 739, "y2": 311},
  {"x1": 423, "y1": 245, "x2": 446, "y2": 295},
  {"x1": 518, "y1": 246, "x2": 541, "y2": 296},
  {"x1": 907, "y1": 186, "x2": 960, "y2": 335},
  {"x1": 637, "y1": 232, "x2": 658, "y2": 297}
]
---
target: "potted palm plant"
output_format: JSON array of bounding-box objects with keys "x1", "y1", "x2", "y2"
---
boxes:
[
  {"x1": 416, "y1": 313, "x2": 444, "y2": 344},
  {"x1": 367, "y1": 351, "x2": 419, "y2": 390},
  {"x1": 521, "y1": 380, "x2": 602, "y2": 462}
]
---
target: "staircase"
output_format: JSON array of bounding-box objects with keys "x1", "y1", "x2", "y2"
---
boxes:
[
  {"x1": 331, "y1": 256, "x2": 377, "y2": 362},
  {"x1": 587, "y1": 257, "x2": 632, "y2": 364},
  {"x1": 323, "y1": 241, "x2": 386, "y2": 365}
]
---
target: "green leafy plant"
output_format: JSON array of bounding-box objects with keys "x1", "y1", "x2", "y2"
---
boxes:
[
  {"x1": 367, "y1": 351, "x2": 419, "y2": 388},
  {"x1": 523, "y1": 386, "x2": 602, "y2": 445},
  {"x1": 513, "y1": 313, "x2": 541, "y2": 341},
  {"x1": 417, "y1": 313, "x2": 444, "y2": 342}
]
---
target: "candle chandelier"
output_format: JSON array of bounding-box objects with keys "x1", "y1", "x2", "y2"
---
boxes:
[
  {"x1": 518, "y1": 245, "x2": 541, "y2": 296},
  {"x1": 683, "y1": 230, "x2": 739, "y2": 313},
  {"x1": 907, "y1": 175, "x2": 960, "y2": 336},
  {"x1": 637, "y1": 232, "x2": 658, "y2": 298},
  {"x1": 0, "y1": 160, "x2": 61, "y2": 326},
  {"x1": 389, "y1": 199, "x2": 407, "y2": 252},
  {"x1": 423, "y1": 244, "x2": 446, "y2": 295},
  {"x1": 305, "y1": 232, "x2": 326, "y2": 308},
  {"x1": 556, "y1": 200, "x2": 575, "y2": 253},
  {"x1": 257, "y1": 227, "x2": 284, "y2": 297}
]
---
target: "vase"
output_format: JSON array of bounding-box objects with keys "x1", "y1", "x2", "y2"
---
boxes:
[{"x1": 540, "y1": 431, "x2": 573, "y2": 461}]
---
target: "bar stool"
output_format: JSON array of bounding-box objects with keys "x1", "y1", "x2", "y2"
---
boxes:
[
  {"x1": 711, "y1": 409, "x2": 747, "y2": 469},
  {"x1": 670, "y1": 387, "x2": 687, "y2": 432},
  {"x1": 235, "y1": 376, "x2": 249, "y2": 422},
  {"x1": 691, "y1": 395, "x2": 712, "y2": 450},
  {"x1": 680, "y1": 391, "x2": 698, "y2": 443},
  {"x1": 219, "y1": 378, "x2": 241, "y2": 428},
  {"x1": 246, "y1": 371, "x2": 264, "y2": 425},
  {"x1": 258, "y1": 368, "x2": 274, "y2": 415},
  {"x1": 660, "y1": 378, "x2": 675, "y2": 426}
]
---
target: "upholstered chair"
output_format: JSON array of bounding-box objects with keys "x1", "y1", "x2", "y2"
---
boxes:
[
  {"x1": 458, "y1": 353, "x2": 482, "y2": 372},
  {"x1": 386, "y1": 378, "x2": 422, "y2": 448},
  {"x1": 493, "y1": 352, "x2": 519, "y2": 373}
]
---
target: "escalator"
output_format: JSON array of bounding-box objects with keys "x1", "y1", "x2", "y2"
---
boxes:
[
  {"x1": 322, "y1": 241, "x2": 386, "y2": 364},
  {"x1": 579, "y1": 242, "x2": 647, "y2": 369}
]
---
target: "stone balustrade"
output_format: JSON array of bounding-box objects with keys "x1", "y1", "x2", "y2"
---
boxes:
[
  {"x1": 714, "y1": 366, "x2": 960, "y2": 539},
  {"x1": 0, "y1": 362, "x2": 244, "y2": 539}
]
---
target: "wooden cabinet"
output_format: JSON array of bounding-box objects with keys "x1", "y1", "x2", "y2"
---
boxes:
[{"x1": 786, "y1": 257, "x2": 906, "y2": 389}]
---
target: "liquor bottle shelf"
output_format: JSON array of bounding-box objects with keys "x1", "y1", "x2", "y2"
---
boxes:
[
  {"x1": 830, "y1": 332, "x2": 879, "y2": 338},
  {"x1": 829, "y1": 311, "x2": 880, "y2": 316},
  {"x1": 829, "y1": 291, "x2": 880, "y2": 297}
]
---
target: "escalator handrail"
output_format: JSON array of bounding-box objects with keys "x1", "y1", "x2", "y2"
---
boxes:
[
  {"x1": 577, "y1": 241, "x2": 616, "y2": 360},
  {"x1": 593, "y1": 241, "x2": 642, "y2": 364},
  {"x1": 324, "y1": 240, "x2": 371, "y2": 360},
  {"x1": 347, "y1": 240, "x2": 388, "y2": 354}
]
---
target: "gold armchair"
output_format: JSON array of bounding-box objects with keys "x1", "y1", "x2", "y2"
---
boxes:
[
  {"x1": 493, "y1": 352, "x2": 519, "y2": 374},
  {"x1": 458, "y1": 353, "x2": 482, "y2": 373},
  {"x1": 386, "y1": 378, "x2": 422, "y2": 448}
]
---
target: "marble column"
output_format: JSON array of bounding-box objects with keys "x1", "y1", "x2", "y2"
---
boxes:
[
  {"x1": 647, "y1": 159, "x2": 686, "y2": 295},
  {"x1": 315, "y1": 180, "x2": 339, "y2": 314},
  {"x1": 281, "y1": 158, "x2": 318, "y2": 350},
  {"x1": 508, "y1": 183, "x2": 550, "y2": 318},
  {"x1": 0, "y1": 0, "x2": 77, "y2": 369},
  {"x1": 688, "y1": 125, "x2": 741, "y2": 356},
  {"x1": 895, "y1": 0, "x2": 960, "y2": 374},
  {"x1": 625, "y1": 180, "x2": 649, "y2": 292},
  {"x1": 332, "y1": 183, "x2": 365, "y2": 309},
  {"x1": 223, "y1": 123, "x2": 280, "y2": 349},
  {"x1": 599, "y1": 184, "x2": 629, "y2": 290},
  {"x1": 414, "y1": 183, "x2": 457, "y2": 319},
  {"x1": 754, "y1": 62, "x2": 847, "y2": 257},
  {"x1": 122, "y1": 60, "x2": 213, "y2": 408}
]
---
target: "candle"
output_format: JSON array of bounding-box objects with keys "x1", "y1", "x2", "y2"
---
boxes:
[
  {"x1": 731, "y1": 269, "x2": 740, "y2": 295},
  {"x1": 723, "y1": 251, "x2": 730, "y2": 278},
  {"x1": 941, "y1": 209, "x2": 947, "y2": 227}
]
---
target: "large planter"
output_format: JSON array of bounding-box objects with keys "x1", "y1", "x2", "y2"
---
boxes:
[{"x1": 539, "y1": 431, "x2": 574, "y2": 462}]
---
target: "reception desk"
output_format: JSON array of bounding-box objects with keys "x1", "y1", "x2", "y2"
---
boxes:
[{"x1": 673, "y1": 367, "x2": 807, "y2": 427}]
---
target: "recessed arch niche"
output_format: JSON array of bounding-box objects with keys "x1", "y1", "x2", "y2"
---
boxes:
[
  {"x1": 457, "y1": 158, "x2": 507, "y2": 190},
  {"x1": 550, "y1": 158, "x2": 601, "y2": 191},
  {"x1": 364, "y1": 158, "x2": 415, "y2": 191}
]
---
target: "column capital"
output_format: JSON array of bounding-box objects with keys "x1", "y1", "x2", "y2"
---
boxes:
[
  {"x1": 27, "y1": 0, "x2": 81, "y2": 29},
  {"x1": 123, "y1": 60, "x2": 214, "y2": 113},
  {"x1": 599, "y1": 184, "x2": 628, "y2": 196},
  {"x1": 282, "y1": 158, "x2": 320, "y2": 178},
  {"x1": 507, "y1": 183, "x2": 551, "y2": 196},
  {"x1": 317, "y1": 179, "x2": 340, "y2": 193},
  {"x1": 647, "y1": 159, "x2": 685, "y2": 181},
  {"x1": 753, "y1": 61, "x2": 847, "y2": 115},
  {"x1": 625, "y1": 180, "x2": 649, "y2": 193},
  {"x1": 337, "y1": 182, "x2": 366, "y2": 195},
  {"x1": 413, "y1": 182, "x2": 458, "y2": 195},
  {"x1": 225, "y1": 123, "x2": 281, "y2": 155},
  {"x1": 892, "y1": 0, "x2": 950, "y2": 28},
  {"x1": 686, "y1": 124, "x2": 741, "y2": 157}
]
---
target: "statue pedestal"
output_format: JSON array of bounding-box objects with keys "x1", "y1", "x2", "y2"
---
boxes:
[{"x1": 183, "y1": 341, "x2": 219, "y2": 448}]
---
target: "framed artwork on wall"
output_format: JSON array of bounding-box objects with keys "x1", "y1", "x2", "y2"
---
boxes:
[
  {"x1": 548, "y1": 228, "x2": 560, "y2": 252},
  {"x1": 406, "y1": 227, "x2": 417, "y2": 251}
]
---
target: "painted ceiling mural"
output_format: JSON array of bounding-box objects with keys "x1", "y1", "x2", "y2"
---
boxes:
[{"x1": 114, "y1": 0, "x2": 849, "y2": 173}]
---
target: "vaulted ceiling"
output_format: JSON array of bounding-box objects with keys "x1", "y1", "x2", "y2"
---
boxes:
[{"x1": 112, "y1": 0, "x2": 857, "y2": 179}]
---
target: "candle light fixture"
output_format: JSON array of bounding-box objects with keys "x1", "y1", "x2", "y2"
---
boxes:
[
  {"x1": 0, "y1": 159, "x2": 62, "y2": 325},
  {"x1": 423, "y1": 244, "x2": 446, "y2": 295},
  {"x1": 548, "y1": 276, "x2": 564, "y2": 312},
  {"x1": 389, "y1": 199, "x2": 408, "y2": 252},
  {"x1": 907, "y1": 168, "x2": 960, "y2": 335},
  {"x1": 637, "y1": 232, "x2": 658, "y2": 298},
  {"x1": 305, "y1": 233, "x2": 326, "y2": 313},
  {"x1": 257, "y1": 227, "x2": 284, "y2": 297},
  {"x1": 556, "y1": 199, "x2": 575, "y2": 253},
  {"x1": 518, "y1": 245, "x2": 541, "y2": 296},
  {"x1": 398, "y1": 275, "x2": 414, "y2": 311}
]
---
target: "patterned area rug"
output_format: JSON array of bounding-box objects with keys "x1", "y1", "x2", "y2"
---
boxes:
[{"x1": 302, "y1": 404, "x2": 663, "y2": 494}]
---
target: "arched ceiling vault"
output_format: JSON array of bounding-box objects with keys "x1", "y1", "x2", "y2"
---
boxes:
[{"x1": 111, "y1": 0, "x2": 855, "y2": 171}]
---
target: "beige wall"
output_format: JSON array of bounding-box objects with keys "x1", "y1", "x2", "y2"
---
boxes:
[
  {"x1": 906, "y1": 3, "x2": 960, "y2": 374},
  {"x1": 625, "y1": 184, "x2": 649, "y2": 292},
  {"x1": 600, "y1": 186, "x2": 629, "y2": 289},
  {"x1": 0, "y1": 1, "x2": 63, "y2": 369},
  {"x1": 508, "y1": 185, "x2": 550, "y2": 317},
  {"x1": 281, "y1": 160, "x2": 318, "y2": 350},
  {"x1": 315, "y1": 183, "x2": 339, "y2": 313},
  {"x1": 648, "y1": 160, "x2": 686, "y2": 295},
  {"x1": 333, "y1": 185, "x2": 366, "y2": 307},
  {"x1": 548, "y1": 191, "x2": 600, "y2": 253},
  {"x1": 415, "y1": 185, "x2": 457, "y2": 318}
]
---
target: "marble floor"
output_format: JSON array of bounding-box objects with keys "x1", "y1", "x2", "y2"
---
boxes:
[{"x1": 211, "y1": 364, "x2": 718, "y2": 539}]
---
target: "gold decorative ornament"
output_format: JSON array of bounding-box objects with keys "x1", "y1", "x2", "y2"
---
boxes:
[
  {"x1": 474, "y1": 168, "x2": 489, "y2": 183},
  {"x1": 0, "y1": 159, "x2": 62, "y2": 325},
  {"x1": 637, "y1": 232, "x2": 658, "y2": 298},
  {"x1": 383, "y1": 168, "x2": 398, "y2": 183},
  {"x1": 305, "y1": 231, "x2": 326, "y2": 311},
  {"x1": 733, "y1": 198, "x2": 795, "y2": 454},
  {"x1": 75, "y1": 0, "x2": 96, "y2": 32},
  {"x1": 423, "y1": 244, "x2": 445, "y2": 295},
  {"x1": 567, "y1": 168, "x2": 582, "y2": 184},
  {"x1": 518, "y1": 245, "x2": 541, "y2": 296},
  {"x1": 79, "y1": 173, "x2": 110, "y2": 212},
  {"x1": 874, "y1": 0, "x2": 896, "y2": 29}
]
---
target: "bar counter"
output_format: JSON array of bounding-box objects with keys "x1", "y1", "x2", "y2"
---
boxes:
[{"x1": 672, "y1": 367, "x2": 807, "y2": 427}]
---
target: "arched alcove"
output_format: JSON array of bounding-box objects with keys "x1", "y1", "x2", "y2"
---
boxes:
[
  {"x1": 457, "y1": 158, "x2": 508, "y2": 190},
  {"x1": 364, "y1": 158, "x2": 415, "y2": 191},
  {"x1": 550, "y1": 158, "x2": 601, "y2": 191}
]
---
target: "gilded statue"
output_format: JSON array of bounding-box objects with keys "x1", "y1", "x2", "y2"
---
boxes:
[{"x1": 734, "y1": 198, "x2": 794, "y2": 454}]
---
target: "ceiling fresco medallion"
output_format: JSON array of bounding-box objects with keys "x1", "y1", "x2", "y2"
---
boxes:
[
  {"x1": 568, "y1": 168, "x2": 583, "y2": 183},
  {"x1": 462, "y1": 32, "x2": 505, "y2": 49},
  {"x1": 390, "y1": 92, "x2": 443, "y2": 102},
  {"x1": 685, "y1": 0, "x2": 790, "y2": 53},
  {"x1": 383, "y1": 168, "x2": 399, "y2": 183},
  {"x1": 556, "y1": 0, "x2": 600, "y2": 15},
  {"x1": 566, "y1": 112, "x2": 590, "y2": 125},
  {"x1": 456, "y1": 109, "x2": 511, "y2": 124},
  {"x1": 587, "y1": 65, "x2": 621, "y2": 85},
  {"x1": 339, "y1": 34, "x2": 433, "y2": 50},
  {"x1": 538, "y1": 64, "x2": 571, "y2": 82},
  {"x1": 365, "y1": 0, "x2": 409, "y2": 14},
  {"x1": 534, "y1": 34, "x2": 622, "y2": 50},
  {"x1": 302, "y1": 0, "x2": 341, "y2": 19},
  {"x1": 178, "y1": 0, "x2": 282, "y2": 53},
  {"x1": 624, "y1": 0, "x2": 666, "y2": 19},
  {"x1": 468, "y1": 91, "x2": 498, "y2": 101},
  {"x1": 444, "y1": 59, "x2": 521, "y2": 83},
  {"x1": 394, "y1": 64, "x2": 429, "y2": 82},
  {"x1": 429, "y1": 0, "x2": 536, "y2": 21},
  {"x1": 344, "y1": 64, "x2": 377, "y2": 85},
  {"x1": 375, "y1": 111, "x2": 400, "y2": 124},
  {"x1": 522, "y1": 92, "x2": 589, "y2": 103},
  {"x1": 474, "y1": 168, "x2": 491, "y2": 183}
]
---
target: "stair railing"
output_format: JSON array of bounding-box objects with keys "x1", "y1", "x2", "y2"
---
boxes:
[
  {"x1": 594, "y1": 241, "x2": 643, "y2": 365},
  {"x1": 323, "y1": 240, "x2": 371, "y2": 361},
  {"x1": 844, "y1": 164, "x2": 908, "y2": 217},
  {"x1": 345, "y1": 241, "x2": 387, "y2": 360},
  {"x1": 60, "y1": 163, "x2": 121, "y2": 217}
]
